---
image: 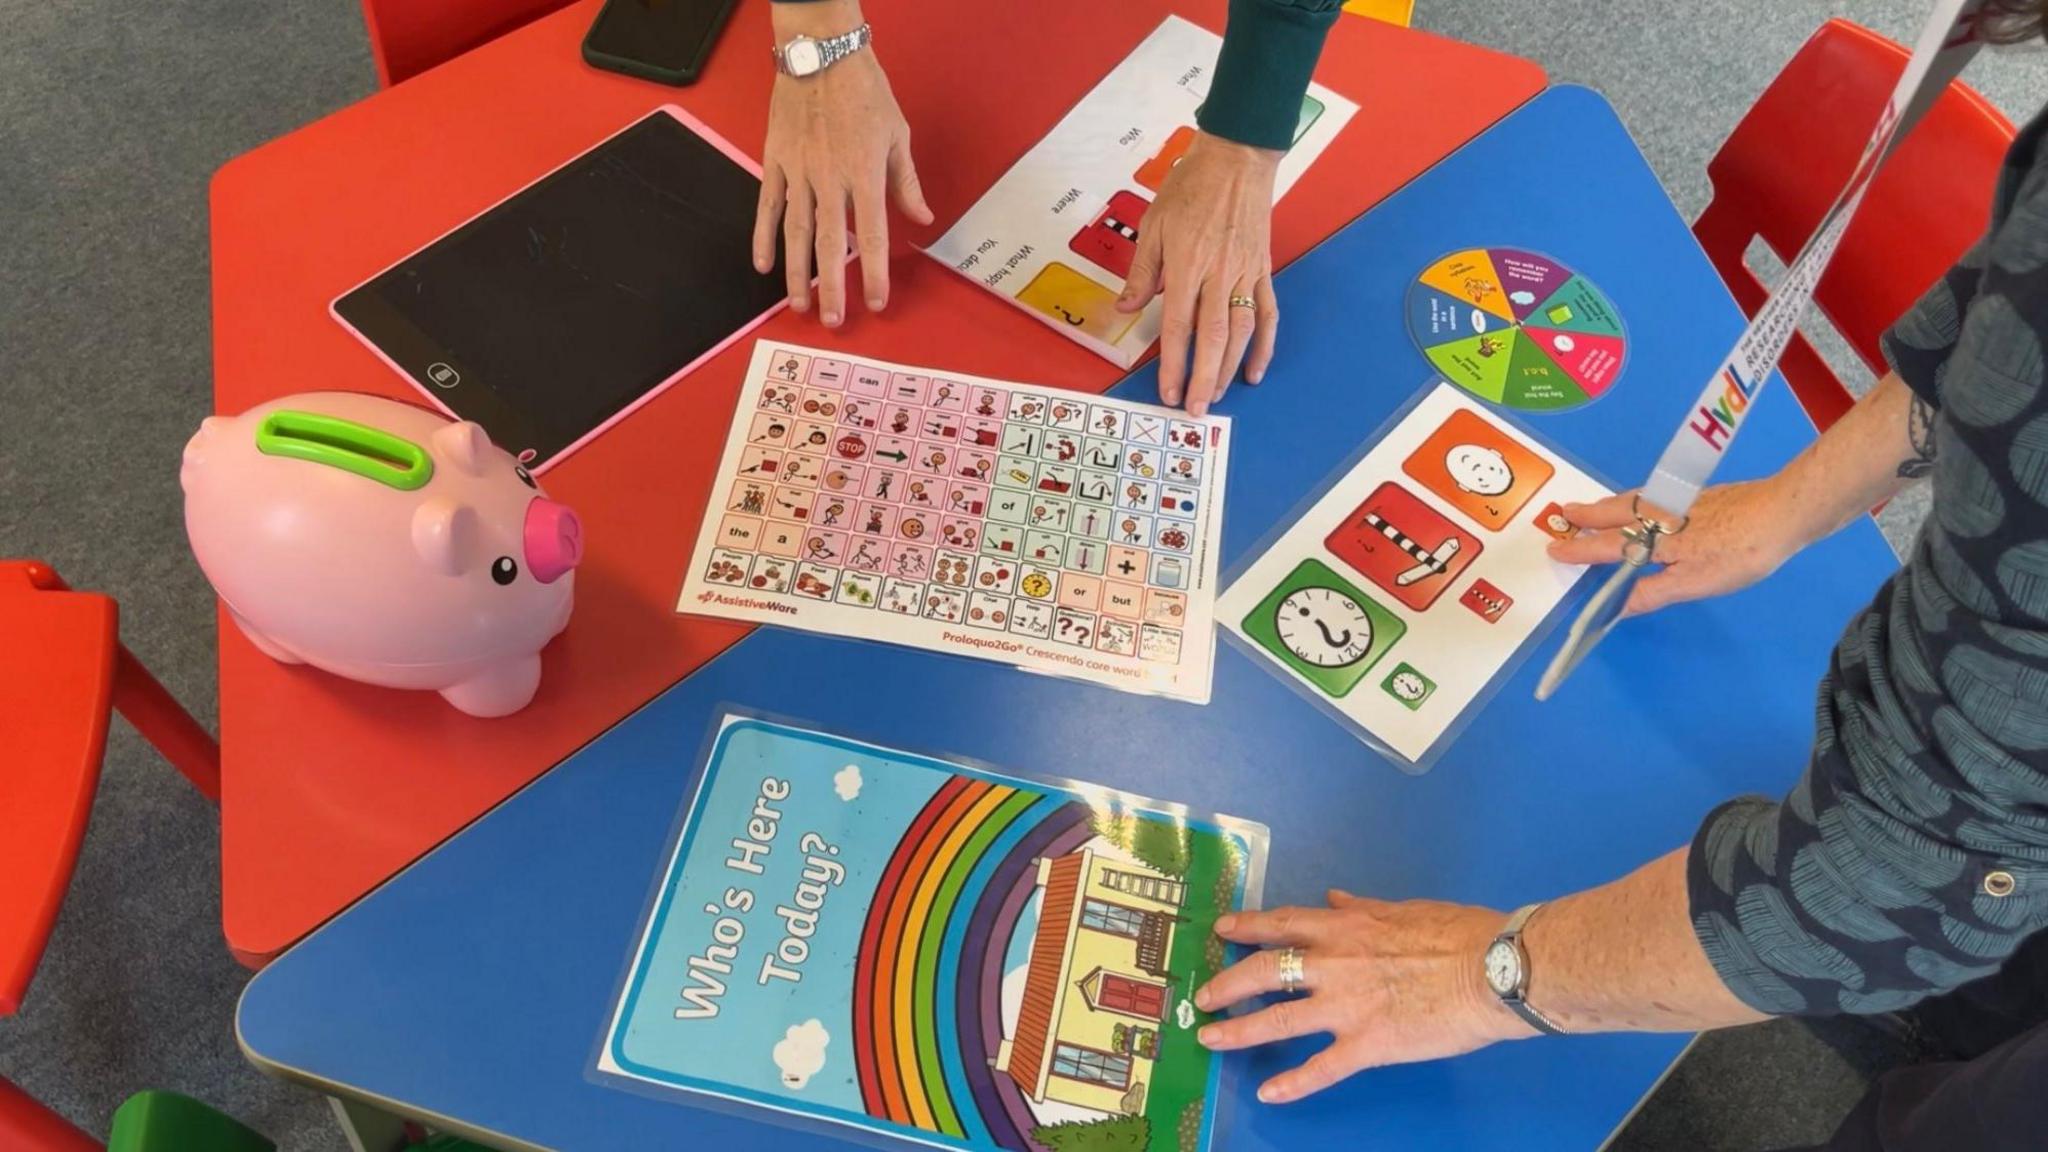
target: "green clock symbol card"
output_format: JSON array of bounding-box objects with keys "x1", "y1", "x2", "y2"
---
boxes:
[{"x1": 1239, "y1": 559, "x2": 1403, "y2": 697}]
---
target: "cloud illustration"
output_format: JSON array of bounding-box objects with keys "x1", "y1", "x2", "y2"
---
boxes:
[
  {"x1": 834, "y1": 764, "x2": 863, "y2": 802},
  {"x1": 774, "y1": 1019, "x2": 831, "y2": 1089}
]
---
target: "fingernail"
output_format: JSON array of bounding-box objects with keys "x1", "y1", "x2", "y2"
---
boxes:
[
  {"x1": 822, "y1": 311, "x2": 841, "y2": 326},
  {"x1": 1246, "y1": 370, "x2": 1263, "y2": 386},
  {"x1": 867, "y1": 296, "x2": 885, "y2": 311},
  {"x1": 1198, "y1": 1025, "x2": 1218, "y2": 1046},
  {"x1": 1214, "y1": 914, "x2": 1236, "y2": 934},
  {"x1": 790, "y1": 298, "x2": 809, "y2": 313},
  {"x1": 1258, "y1": 1084, "x2": 1282, "y2": 1104},
  {"x1": 1162, "y1": 389, "x2": 1182, "y2": 406}
]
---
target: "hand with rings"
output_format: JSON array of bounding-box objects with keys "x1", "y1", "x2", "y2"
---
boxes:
[
  {"x1": 1116, "y1": 131, "x2": 1282, "y2": 418},
  {"x1": 1195, "y1": 892, "x2": 1534, "y2": 1103},
  {"x1": 1545, "y1": 480, "x2": 1808, "y2": 618}
]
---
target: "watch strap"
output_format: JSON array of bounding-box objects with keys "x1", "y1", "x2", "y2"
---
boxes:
[
  {"x1": 1495, "y1": 902, "x2": 1565, "y2": 1037},
  {"x1": 1501, "y1": 900, "x2": 1544, "y2": 938},
  {"x1": 775, "y1": 23, "x2": 871, "y2": 76},
  {"x1": 821, "y1": 23, "x2": 871, "y2": 67}
]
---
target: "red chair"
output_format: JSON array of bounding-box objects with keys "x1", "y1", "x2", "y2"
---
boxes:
[
  {"x1": 360, "y1": 0, "x2": 581, "y2": 87},
  {"x1": 1, "y1": 561, "x2": 224, "y2": 1148},
  {"x1": 1, "y1": 560, "x2": 219, "y2": 1017},
  {"x1": 1692, "y1": 18, "x2": 2014, "y2": 432}
]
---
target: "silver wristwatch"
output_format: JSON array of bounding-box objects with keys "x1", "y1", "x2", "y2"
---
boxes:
[
  {"x1": 772, "y1": 23, "x2": 872, "y2": 78},
  {"x1": 1483, "y1": 902, "x2": 1564, "y2": 1036}
]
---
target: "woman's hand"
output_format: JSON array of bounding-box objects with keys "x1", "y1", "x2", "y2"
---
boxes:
[
  {"x1": 753, "y1": 1, "x2": 931, "y2": 327},
  {"x1": 1117, "y1": 131, "x2": 1281, "y2": 417},
  {"x1": 1196, "y1": 892, "x2": 1531, "y2": 1103},
  {"x1": 1546, "y1": 478, "x2": 1809, "y2": 617}
]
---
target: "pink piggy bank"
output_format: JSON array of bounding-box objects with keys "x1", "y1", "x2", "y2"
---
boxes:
[{"x1": 182, "y1": 392, "x2": 582, "y2": 717}]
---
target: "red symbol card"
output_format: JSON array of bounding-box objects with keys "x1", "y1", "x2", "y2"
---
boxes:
[
  {"x1": 1068, "y1": 190, "x2": 1150, "y2": 279},
  {"x1": 1460, "y1": 579, "x2": 1512, "y2": 623},
  {"x1": 1324, "y1": 482, "x2": 1480, "y2": 611}
]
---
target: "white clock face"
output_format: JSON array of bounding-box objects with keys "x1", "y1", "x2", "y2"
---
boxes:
[
  {"x1": 785, "y1": 39, "x2": 823, "y2": 74},
  {"x1": 1273, "y1": 587, "x2": 1373, "y2": 667},
  {"x1": 1484, "y1": 941, "x2": 1520, "y2": 995}
]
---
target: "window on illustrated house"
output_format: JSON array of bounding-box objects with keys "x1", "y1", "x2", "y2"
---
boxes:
[
  {"x1": 1051, "y1": 1043, "x2": 1132, "y2": 1089},
  {"x1": 1080, "y1": 898, "x2": 1145, "y2": 938},
  {"x1": 1102, "y1": 868, "x2": 1185, "y2": 906}
]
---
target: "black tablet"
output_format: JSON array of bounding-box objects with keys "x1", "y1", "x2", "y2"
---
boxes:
[{"x1": 333, "y1": 106, "x2": 785, "y2": 471}]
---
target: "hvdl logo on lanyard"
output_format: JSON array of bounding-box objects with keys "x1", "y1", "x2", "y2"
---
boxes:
[{"x1": 1538, "y1": 0, "x2": 1992, "y2": 699}]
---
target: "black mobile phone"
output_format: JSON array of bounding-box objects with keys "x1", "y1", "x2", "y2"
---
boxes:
[{"x1": 582, "y1": 0, "x2": 739, "y2": 86}]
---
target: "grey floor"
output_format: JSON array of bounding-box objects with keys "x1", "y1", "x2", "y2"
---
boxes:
[{"x1": 0, "y1": 2, "x2": 2040, "y2": 1149}]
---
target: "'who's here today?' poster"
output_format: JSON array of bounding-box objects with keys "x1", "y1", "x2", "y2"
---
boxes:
[
  {"x1": 924, "y1": 16, "x2": 1356, "y2": 368},
  {"x1": 597, "y1": 716, "x2": 1269, "y2": 1152}
]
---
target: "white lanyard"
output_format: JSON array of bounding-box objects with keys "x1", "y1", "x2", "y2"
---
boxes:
[{"x1": 1539, "y1": 0, "x2": 1989, "y2": 700}]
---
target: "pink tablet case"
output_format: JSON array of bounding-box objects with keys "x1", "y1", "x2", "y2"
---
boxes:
[{"x1": 330, "y1": 104, "x2": 787, "y2": 475}]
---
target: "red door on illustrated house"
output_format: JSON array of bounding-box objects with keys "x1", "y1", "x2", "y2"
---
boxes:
[{"x1": 1098, "y1": 973, "x2": 1167, "y2": 1020}]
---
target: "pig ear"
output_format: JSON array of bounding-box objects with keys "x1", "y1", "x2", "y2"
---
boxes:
[
  {"x1": 180, "y1": 417, "x2": 229, "y2": 481},
  {"x1": 431, "y1": 422, "x2": 491, "y2": 476},
  {"x1": 411, "y1": 498, "x2": 477, "y2": 576}
]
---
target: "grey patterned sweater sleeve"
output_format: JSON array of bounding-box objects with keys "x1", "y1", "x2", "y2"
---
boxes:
[
  {"x1": 1687, "y1": 107, "x2": 2048, "y2": 1016},
  {"x1": 1882, "y1": 237, "x2": 1991, "y2": 407}
]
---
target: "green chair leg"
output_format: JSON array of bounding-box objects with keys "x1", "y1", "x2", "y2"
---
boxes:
[{"x1": 107, "y1": 1091, "x2": 273, "y2": 1152}]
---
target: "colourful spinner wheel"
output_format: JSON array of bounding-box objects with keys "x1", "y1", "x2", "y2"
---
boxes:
[{"x1": 1406, "y1": 248, "x2": 1627, "y2": 412}]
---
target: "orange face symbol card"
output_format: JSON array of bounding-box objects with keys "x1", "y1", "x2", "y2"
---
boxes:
[
  {"x1": 1401, "y1": 409, "x2": 1553, "y2": 531},
  {"x1": 1135, "y1": 126, "x2": 1196, "y2": 192}
]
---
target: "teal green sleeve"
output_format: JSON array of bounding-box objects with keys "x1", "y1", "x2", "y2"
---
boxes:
[{"x1": 1198, "y1": 0, "x2": 1343, "y2": 151}]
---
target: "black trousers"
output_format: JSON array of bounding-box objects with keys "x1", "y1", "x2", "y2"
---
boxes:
[{"x1": 1801, "y1": 932, "x2": 2048, "y2": 1151}]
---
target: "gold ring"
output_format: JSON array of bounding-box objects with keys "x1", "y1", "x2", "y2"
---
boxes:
[
  {"x1": 1276, "y1": 946, "x2": 1306, "y2": 994},
  {"x1": 1229, "y1": 294, "x2": 1257, "y2": 309}
]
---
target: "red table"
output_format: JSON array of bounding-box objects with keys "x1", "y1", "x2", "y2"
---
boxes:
[{"x1": 208, "y1": 0, "x2": 1544, "y2": 964}]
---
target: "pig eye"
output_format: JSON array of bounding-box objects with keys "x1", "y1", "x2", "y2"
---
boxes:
[
  {"x1": 514, "y1": 465, "x2": 536, "y2": 490},
  {"x1": 491, "y1": 556, "x2": 518, "y2": 585}
]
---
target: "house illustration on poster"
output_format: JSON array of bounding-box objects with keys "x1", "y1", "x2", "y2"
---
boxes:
[{"x1": 994, "y1": 847, "x2": 1188, "y2": 1116}]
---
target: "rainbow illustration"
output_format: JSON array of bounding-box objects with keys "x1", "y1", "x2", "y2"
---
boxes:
[{"x1": 852, "y1": 777, "x2": 1095, "y2": 1150}]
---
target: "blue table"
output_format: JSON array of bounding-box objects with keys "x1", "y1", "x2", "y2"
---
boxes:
[{"x1": 238, "y1": 87, "x2": 1901, "y2": 1151}]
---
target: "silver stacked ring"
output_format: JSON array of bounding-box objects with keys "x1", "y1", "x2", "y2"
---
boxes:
[{"x1": 1276, "y1": 946, "x2": 1306, "y2": 995}]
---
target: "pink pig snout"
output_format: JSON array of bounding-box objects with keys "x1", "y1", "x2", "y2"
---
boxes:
[{"x1": 524, "y1": 498, "x2": 583, "y2": 584}]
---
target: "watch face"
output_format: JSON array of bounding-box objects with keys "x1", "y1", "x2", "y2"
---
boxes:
[
  {"x1": 784, "y1": 39, "x2": 824, "y2": 75},
  {"x1": 1273, "y1": 587, "x2": 1375, "y2": 668},
  {"x1": 1484, "y1": 940, "x2": 1520, "y2": 996}
]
